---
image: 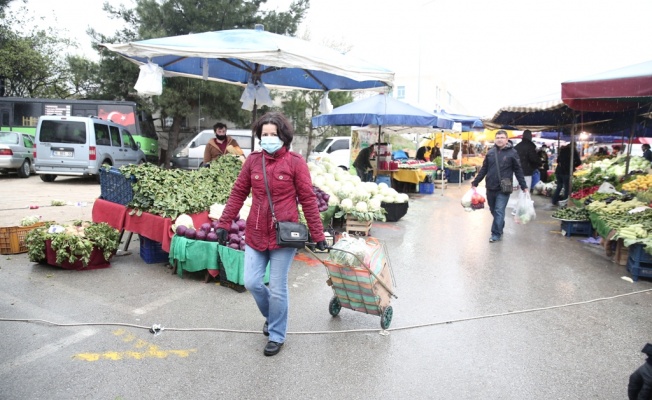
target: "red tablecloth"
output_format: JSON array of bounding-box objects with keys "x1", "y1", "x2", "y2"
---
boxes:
[
  {"x1": 92, "y1": 198, "x2": 128, "y2": 231},
  {"x1": 92, "y1": 199, "x2": 211, "y2": 253}
]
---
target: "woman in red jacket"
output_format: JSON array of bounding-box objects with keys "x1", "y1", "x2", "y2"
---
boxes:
[{"x1": 216, "y1": 112, "x2": 327, "y2": 357}]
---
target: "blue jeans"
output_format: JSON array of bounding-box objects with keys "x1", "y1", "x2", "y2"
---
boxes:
[
  {"x1": 244, "y1": 245, "x2": 297, "y2": 343},
  {"x1": 486, "y1": 189, "x2": 510, "y2": 238},
  {"x1": 552, "y1": 174, "x2": 570, "y2": 205}
]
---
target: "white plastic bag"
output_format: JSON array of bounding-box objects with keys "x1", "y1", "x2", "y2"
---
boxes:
[
  {"x1": 514, "y1": 191, "x2": 536, "y2": 224},
  {"x1": 134, "y1": 62, "x2": 164, "y2": 96},
  {"x1": 461, "y1": 188, "x2": 474, "y2": 212},
  {"x1": 328, "y1": 233, "x2": 373, "y2": 267},
  {"x1": 240, "y1": 83, "x2": 256, "y2": 111}
]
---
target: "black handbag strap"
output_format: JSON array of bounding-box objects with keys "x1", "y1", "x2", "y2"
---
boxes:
[{"x1": 261, "y1": 155, "x2": 278, "y2": 224}]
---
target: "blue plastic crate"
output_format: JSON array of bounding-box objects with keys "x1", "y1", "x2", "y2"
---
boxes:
[
  {"x1": 375, "y1": 175, "x2": 391, "y2": 186},
  {"x1": 446, "y1": 169, "x2": 463, "y2": 183},
  {"x1": 626, "y1": 258, "x2": 652, "y2": 282},
  {"x1": 99, "y1": 167, "x2": 134, "y2": 206},
  {"x1": 628, "y1": 243, "x2": 652, "y2": 264},
  {"x1": 561, "y1": 220, "x2": 592, "y2": 237},
  {"x1": 419, "y1": 182, "x2": 434, "y2": 194},
  {"x1": 139, "y1": 235, "x2": 169, "y2": 264}
]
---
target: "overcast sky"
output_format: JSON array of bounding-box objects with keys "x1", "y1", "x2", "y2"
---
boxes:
[{"x1": 11, "y1": 0, "x2": 652, "y2": 117}]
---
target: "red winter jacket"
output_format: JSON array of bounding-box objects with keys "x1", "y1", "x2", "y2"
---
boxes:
[{"x1": 217, "y1": 147, "x2": 325, "y2": 251}]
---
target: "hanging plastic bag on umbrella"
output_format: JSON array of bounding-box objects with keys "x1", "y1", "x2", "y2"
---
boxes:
[
  {"x1": 134, "y1": 62, "x2": 164, "y2": 96},
  {"x1": 254, "y1": 81, "x2": 274, "y2": 107},
  {"x1": 240, "y1": 82, "x2": 256, "y2": 111},
  {"x1": 514, "y1": 191, "x2": 536, "y2": 224}
]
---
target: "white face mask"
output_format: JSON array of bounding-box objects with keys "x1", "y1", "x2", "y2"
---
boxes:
[{"x1": 260, "y1": 136, "x2": 283, "y2": 154}]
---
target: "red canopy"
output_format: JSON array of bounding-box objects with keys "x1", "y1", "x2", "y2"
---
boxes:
[{"x1": 561, "y1": 60, "x2": 652, "y2": 112}]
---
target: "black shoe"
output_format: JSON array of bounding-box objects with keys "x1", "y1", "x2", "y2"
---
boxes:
[
  {"x1": 263, "y1": 321, "x2": 269, "y2": 337},
  {"x1": 263, "y1": 341, "x2": 283, "y2": 356}
]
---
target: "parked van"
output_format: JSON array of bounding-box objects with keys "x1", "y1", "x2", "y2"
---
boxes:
[
  {"x1": 308, "y1": 136, "x2": 351, "y2": 169},
  {"x1": 34, "y1": 115, "x2": 146, "y2": 182},
  {"x1": 170, "y1": 129, "x2": 257, "y2": 169}
]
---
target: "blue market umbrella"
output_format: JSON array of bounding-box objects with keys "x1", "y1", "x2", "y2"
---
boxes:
[{"x1": 101, "y1": 26, "x2": 393, "y2": 93}]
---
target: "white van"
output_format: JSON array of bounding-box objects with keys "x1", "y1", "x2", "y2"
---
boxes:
[
  {"x1": 34, "y1": 115, "x2": 146, "y2": 182},
  {"x1": 170, "y1": 129, "x2": 257, "y2": 169},
  {"x1": 308, "y1": 136, "x2": 351, "y2": 169}
]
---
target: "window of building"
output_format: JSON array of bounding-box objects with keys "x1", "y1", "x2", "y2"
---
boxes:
[{"x1": 397, "y1": 86, "x2": 405, "y2": 99}]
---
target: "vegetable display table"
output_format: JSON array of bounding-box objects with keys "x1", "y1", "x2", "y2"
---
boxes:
[{"x1": 169, "y1": 235, "x2": 269, "y2": 286}]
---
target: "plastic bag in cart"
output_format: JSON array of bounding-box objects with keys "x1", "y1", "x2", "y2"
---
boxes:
[
  {"x1": 514, "y1": 191, "x2": 536, "y2": 224},
  {"x1": 328, "y1": 233, "x2": 379, "y2": 268}
]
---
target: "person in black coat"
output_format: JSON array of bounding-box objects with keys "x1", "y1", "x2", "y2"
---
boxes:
[
  {"x1": 416, "y1": 145, "x2": 431, "y2": 162},
  {"x1": 514, "y1": 130, "x2": 541, "y2": 189},
  {"x1": 551, "y1": 143, "x2": 581, "y2": 205},
  {"x1": 628, "y1": 343, "x2": 652, "y2": 400},
  {"x1": 537, "y1": 144, "x2": 550, "y2": 183}
]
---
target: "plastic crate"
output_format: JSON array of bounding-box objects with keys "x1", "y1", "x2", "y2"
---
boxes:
[
  {"x1": 560, "y1": 220, "x2": 592, "y2": 237},
  {"x1": 628, "y1": 243, "x2": 652, "y2": 264},
  {"x1": 375, "y1": 175, "x2": 391, "y2": 186},
  {"x1": 446, "y1": 169, "x2": 463, "y2": 183},
  {"x1": 99, "y1": 167, "x2": 134, "y2": 206},
  {"x1": 139, "y1": 235, "x2": 169, "y2": 264},
  {"x1": 0, "y1": 223, "x2": 45, "y2": 255},
  {"x1": 626, "y1": 258, "x2": 652, "y2": 282},
  {"x1": 419, "y1": 182, "x2": 434, "y2": 194}
]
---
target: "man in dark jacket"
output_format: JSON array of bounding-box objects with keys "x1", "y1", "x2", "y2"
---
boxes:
[
  {"x1": 472, "y1": 130, "x2": 528, "y2": 243},
  {"x1": 415, "y1": 145, "x2": 431, "y2": 162},
  {"x1": 353, "y1": 145, "x2": 375, "y2": 182},
  {"x1": 551, "y1": 143, "x2": 581, "y2": 206},
  {"x1": 514, "y1": 130, "x2": 541, "y2": 189},
  {"x1": 628, "y1": 343, "x2": 652, "y2": 400}
]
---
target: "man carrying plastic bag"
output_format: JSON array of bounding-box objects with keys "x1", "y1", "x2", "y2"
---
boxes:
[{"x1": 514, "y1": 191, "x2": 536, "y2": 224}]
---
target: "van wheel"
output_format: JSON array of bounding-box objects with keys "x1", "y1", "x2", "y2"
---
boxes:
[
  {"x1": 17, "y1": 160, "x2": 31, "y2": 178},
  {"x1": 40, "y1": 174, "x2": 56, "y2": 182}
]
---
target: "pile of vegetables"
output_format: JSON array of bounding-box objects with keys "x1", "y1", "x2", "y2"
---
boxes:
[
  {"x1": 25, "y1": 221, "x2": 120, "y2": 266},
  {"x1": 461, "y1": 188, "x2": 485, "y2": 211},
  {"x1": 308, "y1": 157, "x2": 410, "y2": 222},
  {"x1": 118, "y1": 155, "x2": 242, "y2": 219},
  {"x1": 552, "y1": 207, "x2": 590, "y2": 221},
  {"x1": 174, "y1": 200, "x2": 250, "y2": 251},
  {"x1": 572, "y1": 155, "x2": 651, "y2": 191},
  {"x1": 312, "y1": 185, "x2": 330, "y2": 212},
  {"x1": 20, "y1": 215, "x2": 41, "y2": 226},
  {"x1": 622, "y1": 174, "x2": 652, "y2": 192},
  {"x1": 587, "y1": 198, "x2": 652, "y2": 252}
]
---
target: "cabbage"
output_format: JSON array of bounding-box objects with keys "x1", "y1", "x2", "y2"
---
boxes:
[
  {"x1": 396, "y1": 193, "x2": 409, "y2": 203},
  {"x1": 236, "y1": 219, "x2": 246, "y2": 231},
  {"x1": 185, "y1": 228, "x2": 197, "y2": 239},
  {"x1": 328, "y1": 194, "x2": 340, "y2": 207},
  {"x1": 340, "y1": 198, "x2": 354, "y2": 211},
  {"x1": 200, "y1": 222, "x2": 212, "y2": 232},
  {"x1": 355, "y1": 201, "x2": 368, "y2": 212},
  {"x1": 172, "y1": 214, "x2": 194, "y2": 231},
  {"x1": 369, "y1": 198, "x2": 382, "y2": 211},
  {"x1": 176, "y1": 225, "x2": 188, "y2": 236},
  {"x1": 377, "y1": 182, "x2": 389, "y2": 191},
  {"x1": 229, "y1": 221, "x2": 239, "y2": 234},
  {"x1": 206, "y1": 232, "x2": 218, "y2": 242},
  {"x1": 196, "y1": 230, "x2": 207, "y2": 241}
]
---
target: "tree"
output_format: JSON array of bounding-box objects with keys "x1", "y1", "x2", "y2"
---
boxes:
[
  {"x1": 0, "y1": 1, "x2": 78, "y2": 98},
  {"x1": 95, "y1": 0, "x2": 310, "y2": 166}
]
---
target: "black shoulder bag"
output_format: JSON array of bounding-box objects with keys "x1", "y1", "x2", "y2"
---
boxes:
[
  {"x1": 262, "y1": 154, "x2": 309, "y2": 248},
  {"x1": 494, "y1": 148, "x2": 514, "y2": 194}
]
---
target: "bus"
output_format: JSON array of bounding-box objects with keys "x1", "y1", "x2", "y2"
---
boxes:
[{"x1": 0, "y1": 97, "x2": 159, "y2": 162}]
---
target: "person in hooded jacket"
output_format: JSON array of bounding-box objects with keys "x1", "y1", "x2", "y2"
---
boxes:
[
  {"x1": 203, "y1": 122, "x2": 245, "y2": 165},
  {"x1": 514, "y1": 130, "x2": 541, "y2": 189},
  {"x1": 472, "y1": 130, "x2": 527, "y2": 243},
  {"x1": 216, "y1": 112, "x2": 327, "y2": 357}
]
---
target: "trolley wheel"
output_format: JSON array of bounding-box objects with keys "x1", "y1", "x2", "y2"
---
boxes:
[
  {"x1": 328, "y1": 296, "x2": 341, "y2": 316},
  {"x1": 380, "y1": 306, "x2": 393, "y2": 329}
]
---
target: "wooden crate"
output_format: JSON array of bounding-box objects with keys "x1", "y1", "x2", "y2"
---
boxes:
[
  {"x1": 612, "y1": 239, "x2": 629, "y2": 266},
  {"x1": 345, "y1": 217, "x2": 372, "y2": 236}
]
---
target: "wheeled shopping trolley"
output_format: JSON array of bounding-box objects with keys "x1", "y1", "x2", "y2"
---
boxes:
[{"x1": 309, "y1": 237, "x2": 397, "y2": 329}]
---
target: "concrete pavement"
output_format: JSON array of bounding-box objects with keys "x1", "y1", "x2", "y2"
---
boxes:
[{"x1": 0, "y1": 174, "x2": 651, "y2": 399}]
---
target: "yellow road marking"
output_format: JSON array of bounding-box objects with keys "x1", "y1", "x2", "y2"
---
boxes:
[{"x1": 73, "y1": 329, "x2": 196, "y2": 362}]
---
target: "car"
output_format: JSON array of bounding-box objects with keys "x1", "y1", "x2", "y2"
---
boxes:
[
  {"x1": 308, "y1": 136, "x2": 351, "y2": 169},
  {"x1": 34, "y1": 115, "x2": 147, "y2": 182},
  {"x1": 170, "y1": 129, "x2": 257, "y2": 169},
  {"x1": 0, "y1": 131, "x2": 35, "y2": 178}
]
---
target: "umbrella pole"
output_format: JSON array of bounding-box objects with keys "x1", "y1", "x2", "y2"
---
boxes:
[
  {"x1": 625, "y1": 113, "x2": 637, "y2": 175},
  {"x1": 376, "y1": 125, "x2": 381, "y2": 181},
  {"x1": 441, "y1": 131, "x2": 445, "y2": 196}
]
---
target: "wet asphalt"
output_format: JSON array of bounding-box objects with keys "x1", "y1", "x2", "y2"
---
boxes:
[{"x1": 0, "y1": 175, "x2": 651, "y2": 399}]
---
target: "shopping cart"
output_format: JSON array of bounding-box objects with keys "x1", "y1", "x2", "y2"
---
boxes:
[{"x1": 306, "y1": 237, "x2": 397, "y2": 329}]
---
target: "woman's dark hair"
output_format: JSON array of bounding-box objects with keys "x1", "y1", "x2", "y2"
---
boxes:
[{"x1": 251, "y1": 112, "x2": 294, "y2": 149}]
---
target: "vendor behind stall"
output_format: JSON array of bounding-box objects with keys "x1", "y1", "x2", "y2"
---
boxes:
[
  {"x1": 203, "y1": 123, "x2": 245, "y2": 165},
  {"x1": 353, "y1": 144, "x2": 375, "y2": 182},
  {"x1": 416, "y1": 145, "x2": 431, "y2": 161}
]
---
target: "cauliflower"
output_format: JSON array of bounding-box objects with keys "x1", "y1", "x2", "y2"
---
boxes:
[{"x1": 355, "y1": 201, "x2": 368, "y2": 212}]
